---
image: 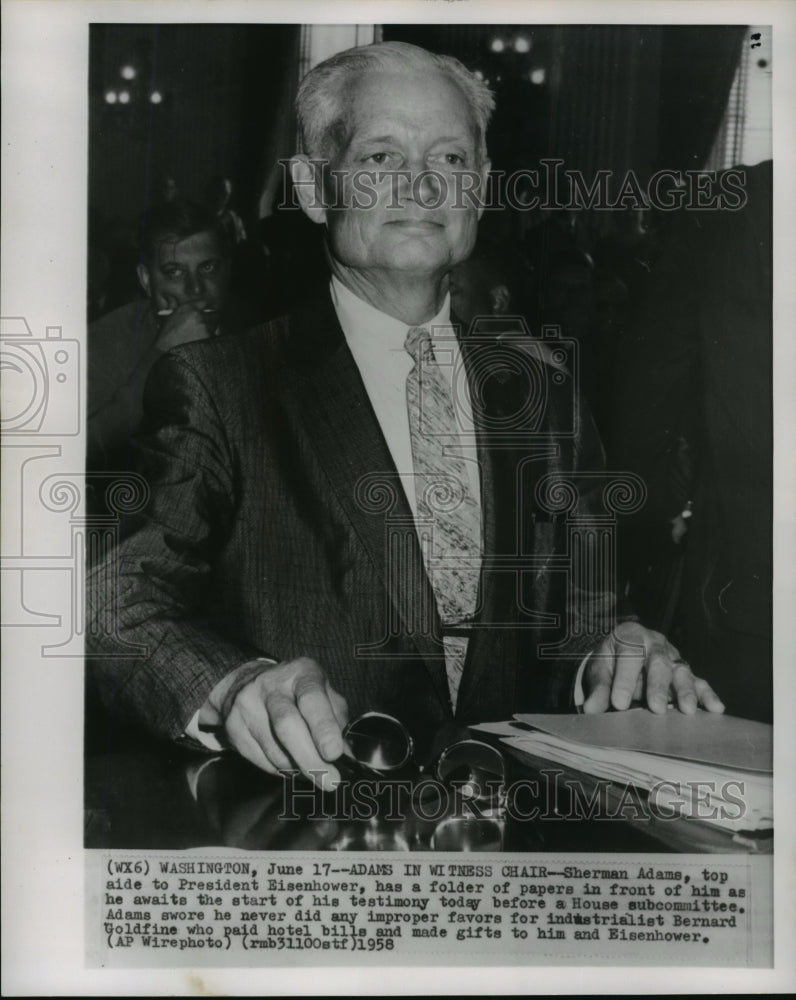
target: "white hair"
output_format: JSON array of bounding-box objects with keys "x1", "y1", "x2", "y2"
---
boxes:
[{"x1": 296, "y1": 40, "x2": 495, "y2": 164}]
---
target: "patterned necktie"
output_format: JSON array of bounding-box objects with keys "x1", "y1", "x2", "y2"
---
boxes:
[{"x1": 404, "y1": 326, "x2": 481, "y2": 708}]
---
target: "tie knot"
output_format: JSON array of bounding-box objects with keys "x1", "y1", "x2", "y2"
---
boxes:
[{"x1": 405, "y1": 326, "x2": 433, "y2": 361}]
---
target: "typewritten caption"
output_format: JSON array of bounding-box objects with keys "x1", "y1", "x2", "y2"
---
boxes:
[{"x1": 87, "y1": 852, "x2": 772, "y2": 967}]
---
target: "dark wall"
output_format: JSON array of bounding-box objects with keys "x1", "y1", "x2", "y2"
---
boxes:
[
  {"x1": 383, "y1": 24, "x2": 743, "y2": 186},
  {"x1": 88, "y1": 24, "x2": 299, "y2": 228}
]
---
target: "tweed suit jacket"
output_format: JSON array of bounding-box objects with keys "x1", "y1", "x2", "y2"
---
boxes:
[{"x1": 88, "y1": 286, "x2": 617, "y2": 749}]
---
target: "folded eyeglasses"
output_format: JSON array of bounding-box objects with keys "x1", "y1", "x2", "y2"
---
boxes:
[{"x1": 335, "y1": 711, "x2": 506, "y2": 814}]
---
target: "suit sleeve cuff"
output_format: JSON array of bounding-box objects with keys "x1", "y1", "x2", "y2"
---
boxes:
[
  {"x1": 184, "y1": 708, "x2": 226, "y2": 752},
  {"x1": 181, "y1": 656, "x2": 278, "y2": 750}
]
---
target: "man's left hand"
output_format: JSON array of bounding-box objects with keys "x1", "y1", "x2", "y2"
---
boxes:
[{"x1": 583, "y1": 621, "x2": 725, "y2": 715}]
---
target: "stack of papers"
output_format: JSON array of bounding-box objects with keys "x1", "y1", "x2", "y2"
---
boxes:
[{"x1": 472, "y1": 709, "x2": 772, "y2": 834}]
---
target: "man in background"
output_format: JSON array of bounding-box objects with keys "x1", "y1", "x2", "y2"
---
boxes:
[{"x1": 87, "y1": 200, "x2": 232, "y2": 477}]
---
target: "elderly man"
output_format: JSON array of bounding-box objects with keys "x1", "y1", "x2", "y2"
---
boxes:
[{"x1": 88, "y1": 41, "x2": 723, "y2": 790}]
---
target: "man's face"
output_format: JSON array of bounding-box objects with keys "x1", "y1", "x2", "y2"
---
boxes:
[
  {"x1": 139, "y1": 230, "x2": 230, "y2": 313},
  {"x1": 321, "y1": 68, "x2": 488, "y2": 283}
]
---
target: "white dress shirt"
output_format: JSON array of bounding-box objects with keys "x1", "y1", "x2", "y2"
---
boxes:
[{"x1": 330, "y1": 275, "x2": 482, "y2": 532}]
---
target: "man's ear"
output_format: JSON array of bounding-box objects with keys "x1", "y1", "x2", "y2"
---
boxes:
[
  {"x1": 137, "y1": 263, "x2": 152, "y2": 297},
  {"x1": 290, "y1": 155, "x2": 327, "y2": 225},
  {"x1": 477, "y1": 158, "x2": 492, "y2": 222}
]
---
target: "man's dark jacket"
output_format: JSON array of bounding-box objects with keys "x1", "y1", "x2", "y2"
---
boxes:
[{"x1": 88, "y1": 287, "x2": 619, "y2": 748}]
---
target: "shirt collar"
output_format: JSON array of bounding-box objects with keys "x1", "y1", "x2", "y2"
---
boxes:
[{"x1": 330, "y1": 275, "x2": 451, "y2": 354}]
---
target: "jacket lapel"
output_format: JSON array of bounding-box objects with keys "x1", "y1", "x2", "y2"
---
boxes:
[{"x1": 280, "y1": 287, "x2": 450, "y2": 708}]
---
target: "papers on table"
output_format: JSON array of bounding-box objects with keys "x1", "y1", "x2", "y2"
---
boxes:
[{"x1": 471, "y1": 709, "x2": 772, "y2": 833}]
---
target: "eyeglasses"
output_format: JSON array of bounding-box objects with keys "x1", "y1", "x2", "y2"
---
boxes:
[
  {"x1": 337, "y1": 711, "x2": 506, "y2": 815},
  {"x1": 341, "y1": 711, "x2": 414, "y2": 773}
]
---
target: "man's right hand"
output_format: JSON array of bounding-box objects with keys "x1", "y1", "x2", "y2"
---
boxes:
[
  {"x1": 207, "y1": 657, "x2": 349, "y2": 791},
  {"x1": 156, "y1": 300, "x2": 217, "y2": 352}
]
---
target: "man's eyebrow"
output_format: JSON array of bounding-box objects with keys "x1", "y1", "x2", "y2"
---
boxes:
[
  {"x1": 351, "y1": 134, "x2": 398, "y2": 146},
  {"x1": 354, "y1": 132, "x2": 473, "y2": 144},
  {"x1": 347, "y1": 133, "x2": 476, "y2": 158}
]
